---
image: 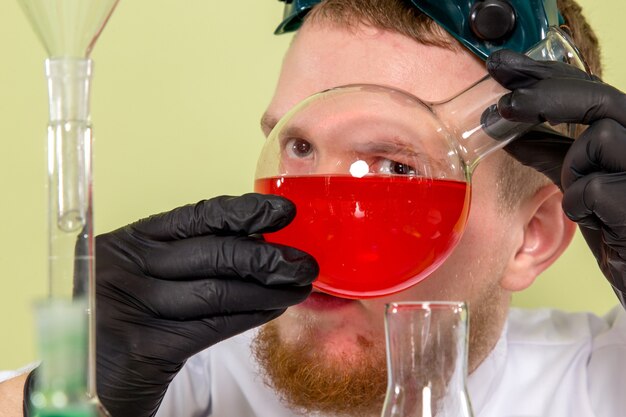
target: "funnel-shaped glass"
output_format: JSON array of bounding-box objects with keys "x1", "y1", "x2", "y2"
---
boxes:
[
  {"x1": 254, "y1": 27, "x2": 589, "y2": 299},
  {"x1": 17, "y1": 0, "x2": 119, "y2": 58},
  {"x1": 18, "y1": 1, "x2": 119, "y2": 416}
]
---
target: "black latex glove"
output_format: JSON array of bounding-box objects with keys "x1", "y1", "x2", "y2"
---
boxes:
[
  {"x1": 487, "y1": 49, "x2": 626, "y2": 307},
  {"x1": 95, "y1": 193, "x2": 318, "y2": 417}
]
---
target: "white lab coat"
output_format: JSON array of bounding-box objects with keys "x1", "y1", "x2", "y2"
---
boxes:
[{"x1": 156, "y1": 306, "x2": 626, "y2": 417}]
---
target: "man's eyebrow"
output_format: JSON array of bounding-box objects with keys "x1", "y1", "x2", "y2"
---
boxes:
[
  {"x1": 353, "y1": 140, "x2": 423, "y2": 158},
  {"x1": 260, "y1": 112, "x2": 279, "y2": 133}
]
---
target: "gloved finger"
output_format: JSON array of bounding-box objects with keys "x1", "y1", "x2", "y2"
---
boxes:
[
  {"x1": 497, "y1": 78, "x2": 626, "y2": 126},
  {"x1": 487, "y1": 49, "x2": 590, "y2": 89},
  {"x1": 562, "y1": 172, "x2": 626, "y2": 232},
  {"x1": 135, "y1": 234, "x2": 318, "y2": 285},
  {"x1": 129, "y1": 193, "x2": 296, "y2": 241},
  {"x1": 176, "y1": 308, "x2": 287, "y2": 355},
  {"x1": 97, "y1": 310, "x2": 287, "y2": 369},
  {"x1": 99, "y1": 262, "x2": 311, "y2": 319},
  {"x1": 128, "y1": 309, "x2": 286, "y2": 364},
  {"x1": 561, "y1": 119, "x2": 626, "y2": 189},
  {"x1": 136, "y1": 279, "x2": 311, "y2": 320},
  {"x1": 503, "y1": 125, "x2": 573, "y2": 187}
]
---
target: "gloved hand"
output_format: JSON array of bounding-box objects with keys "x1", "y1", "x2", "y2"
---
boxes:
[
  {"x1": 95, "y1": 193, "x2": 318, "y2": 417},
  {"x1": 486, "y1": 49, "x2": 626, "y2": 307}
]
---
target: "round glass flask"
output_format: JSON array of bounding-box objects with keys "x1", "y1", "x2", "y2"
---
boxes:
[{"x1": 254, "y1": 27, "x2": 589, "y2": 299}]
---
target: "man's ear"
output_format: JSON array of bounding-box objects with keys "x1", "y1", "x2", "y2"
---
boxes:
[{"x1": 500, "y1": 184, "x2": 576, "y2": 292}]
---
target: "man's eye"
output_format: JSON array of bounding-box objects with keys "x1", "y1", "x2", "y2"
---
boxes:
[
  {"x1": 285, "y1": 138, "x2": 314, "y2": 158},
  {"x1": 389, "y1": 161, "x2": 415, "y2": 175},
  {"x1": 377, "y1": 159, "x2": 417, "y2": 175}
]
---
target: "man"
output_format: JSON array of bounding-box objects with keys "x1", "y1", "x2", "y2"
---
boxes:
[{"x1": 2, "y1": 0, "x2": 625, "y2": 416}]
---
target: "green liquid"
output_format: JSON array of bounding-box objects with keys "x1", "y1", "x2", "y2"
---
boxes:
[
  {"x1": 37, "y1": 411, "x2": 94, "y2": 417},
  {"x1": 35, "y1": 405, "x2": 95, "y2": 417}
]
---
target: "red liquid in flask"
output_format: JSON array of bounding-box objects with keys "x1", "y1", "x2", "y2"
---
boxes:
[{"x1": 254, "y1": 175, "x2": 470, "y2": 298}]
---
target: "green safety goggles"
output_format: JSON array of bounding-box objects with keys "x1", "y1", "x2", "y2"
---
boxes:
[{"x1": 274, "y1": 0, "x2": 565, "y2": 60}]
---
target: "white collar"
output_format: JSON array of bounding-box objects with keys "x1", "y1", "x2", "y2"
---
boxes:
[{"x1": 467, "y1": 317, "x2": 509, "y2": 416}]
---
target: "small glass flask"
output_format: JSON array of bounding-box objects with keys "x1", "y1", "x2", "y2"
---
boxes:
[{"x1": 381, "y1": 302, "x2": 474, "y2": 417}]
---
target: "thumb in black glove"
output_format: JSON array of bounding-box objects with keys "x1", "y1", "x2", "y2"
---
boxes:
[
  {"x1": 95, "y1": 193, "x2": 318, "y2": 417},
  {"x1": 487, "y1": 49, "x2": 626, "y2": 307}
]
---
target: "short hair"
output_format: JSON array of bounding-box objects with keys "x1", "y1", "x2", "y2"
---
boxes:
[
  {"x1": 306, "y1": 0, "x2": 601, "y2": 76},
  {"x1": 305, "y1": 0, "x2": 602, "y2": 211}
]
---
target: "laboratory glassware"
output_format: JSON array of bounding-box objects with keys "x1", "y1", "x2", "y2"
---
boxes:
[
  {"x1": 254, "y1": 26, "x2": 589, "y2": 299},
  {"x1": 381, "y1": 302, "x2": 473, "y2": 417},
  {"x1": 17, "y1": 0, "x2": 120, "y2": 416}
]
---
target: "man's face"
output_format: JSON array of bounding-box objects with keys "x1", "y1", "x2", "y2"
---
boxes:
[{"x1": 255, "y1": 21, "x2": 517, "y2": 416}]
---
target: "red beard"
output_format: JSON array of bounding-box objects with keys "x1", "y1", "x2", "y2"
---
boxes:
[{"x1": 252, "y1": 321, "x2": 388, "y2": 416}]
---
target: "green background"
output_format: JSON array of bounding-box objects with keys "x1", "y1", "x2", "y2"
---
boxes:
[{"x1": 1, "y1": 1, "x2": 624, "y2": 369}]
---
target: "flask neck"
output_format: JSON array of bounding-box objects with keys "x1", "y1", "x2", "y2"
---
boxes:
[
  {"x1": 432, "y1": 26, "x2": 588, "y2": 173},
  {"x1": 433, "y1": 75, "x2": 526, "y2": 172},
  {"x1": 382, "y1": 302, "x2": 473, "y2": 417},
  {"x1": 45, "y1": 57, "x2": 94, "y2": 297},
  {"x1": 45, "y1": 58, "x2": 93, "y2": 122},
  {"x1": 36, "y1": 56, "x2": 102, "y2": 415}
]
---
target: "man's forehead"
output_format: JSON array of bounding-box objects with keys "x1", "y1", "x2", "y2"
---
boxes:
[{"x1": 267, "y1": 21, "x2": 487, "y2": 119}]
